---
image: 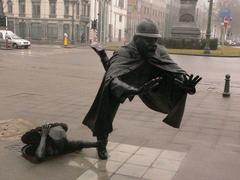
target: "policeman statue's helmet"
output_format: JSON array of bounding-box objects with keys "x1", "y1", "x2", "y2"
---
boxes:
[{"x1": 135, "y1": 19, "x2": 161, "y2": 38}]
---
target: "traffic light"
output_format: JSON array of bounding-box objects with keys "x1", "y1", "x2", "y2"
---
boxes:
[
  {"x1": 91, "y1": 19, "x2": 97, "y2": 29},
  {"x1": 0, "y1": 16, "x2": 6, "y2": 27}
]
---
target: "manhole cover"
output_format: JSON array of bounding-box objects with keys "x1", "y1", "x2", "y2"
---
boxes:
[{"x1": 0, "y1": 119, "x2": 33, "y2": 140}]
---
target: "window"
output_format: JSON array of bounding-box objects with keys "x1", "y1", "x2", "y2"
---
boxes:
[
  {"x1": 31, "y1": 23, "x2": 43, "y2": 39},
  {"x1": 47, "y1": 23, "x2": 58, "y2": 39},
  {"x1": 19, "y1": 0, "x2": 25, "y2": 17},
  {"x1": 32, "y1": 1, "x2": 41, "y2": 18},
  {"x1": 63, "y1": 24, "x2": 70, "y2": 37},
  {"x1": 119, "y1": 15, "x2": 122, "y2": 22},
  {"x1": 64, "y1": 0, "x2": 69, "y2": 17},
  {"x1": 87, "y1": 4, "x2": 90, "y2": 17},
  {"x1": 49, "y1": 0, "x2": 56, "y2": 18},
  {"x1": 7, "y1": 0, "x2": 13, "y2": 14},
  {"x1": 82, "y1": 3, "x2": 86, "y2": 16},
  {"x1": 80, "y1": 24, "x2": 86, "y2": 43},
  {"x1": 118, "y1": 29, "x2": 122, "y2": 41},
  {"x1": 118, "y1": 0, "x2": 124, "y2": 9},
  {"x1": 19, "y1": 21, "x2": 26, "y2": 38},
  {"x1": 7, "y1": 21, "x2": 14, "y2": 31},
  {"x1": 76, "y1": 2, "x2": 80, "y2": 17}
]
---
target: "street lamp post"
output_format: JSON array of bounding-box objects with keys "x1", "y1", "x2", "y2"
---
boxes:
[
  {"x1": 204, "y1": 0, "x2": 213, "y2": 54},
  {"x1": 70, "y1": 0, "x2": 77, "y2": 44},
  {"x1": 97, "y1": 0, "x2": 102, "y2": 42}
]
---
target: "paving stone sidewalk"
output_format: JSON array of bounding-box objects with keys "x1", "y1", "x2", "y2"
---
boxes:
[{"x1": 0, "y1": 89, "x2": 239, "y2": 180}]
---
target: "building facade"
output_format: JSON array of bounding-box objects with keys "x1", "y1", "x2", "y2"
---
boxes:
[
  {"x1": 89, "y1": 0, "x2": 127, "y2": 44},
  {"x1": 2, "y1": 0, "x2": 90, "y2": 44},
  {"x1": 110, "y1": 0, "x2": 127, "y2": 42}
]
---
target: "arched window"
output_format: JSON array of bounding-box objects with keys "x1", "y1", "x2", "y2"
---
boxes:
[{"x1": 179, "y1": 14, "x2": 194, "y2": 22}]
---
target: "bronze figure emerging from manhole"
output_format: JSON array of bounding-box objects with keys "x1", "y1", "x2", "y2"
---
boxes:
[{"x1": 21, "y1": 123, "x2": 99, "y2": 163}]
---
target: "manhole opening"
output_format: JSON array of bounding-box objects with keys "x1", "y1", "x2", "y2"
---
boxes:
[{"x1": 0, "y1": 119, "x2": 33, "y2": 140}]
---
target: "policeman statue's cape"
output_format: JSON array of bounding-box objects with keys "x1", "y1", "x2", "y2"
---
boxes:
[{"x1": 83, "y1": 42, "x2": 187, "y2": 136}]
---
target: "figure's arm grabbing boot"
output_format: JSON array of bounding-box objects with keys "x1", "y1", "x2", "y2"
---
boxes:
[
  {"x1": 35, "y1": 124, "x2": 51, "y2": 161},
  {"x1": 97, "y1": 135, "x2": 109, "y2": 160}
]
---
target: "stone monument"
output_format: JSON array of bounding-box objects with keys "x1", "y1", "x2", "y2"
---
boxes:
[{"x1": 171, "y1": 0, "x2": 200, "y2": 39}]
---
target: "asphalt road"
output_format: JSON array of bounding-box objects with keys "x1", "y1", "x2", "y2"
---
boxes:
[{"x1": 1, "y1": 44, "x2": 239, "y2": 92}]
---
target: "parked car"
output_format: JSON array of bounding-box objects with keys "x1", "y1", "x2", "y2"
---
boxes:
[{"x1": 0, "y1": 30, "x2": 31, "y2": 49}]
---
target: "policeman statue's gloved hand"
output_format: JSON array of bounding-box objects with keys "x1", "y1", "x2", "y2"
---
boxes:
[
  {"x1": 111, "y1": 77, "x2": 162, "y2": 103},
  {"x1": 122, "y1": 77, "x2": 162, "y2": 96},
  {"x1": 138, "y1": 77, "x2": 163, "y2": 94},
  {"x1": 175, "y1": 74, "x2": 202, "y2": 95},
  {"x1": 90, "y1": 43, "x2": 107, "y2": 58}
]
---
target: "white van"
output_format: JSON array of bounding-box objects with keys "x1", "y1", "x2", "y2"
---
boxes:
[{"x1": 0, "y1": 30, "x2": 31, "y2": 49}]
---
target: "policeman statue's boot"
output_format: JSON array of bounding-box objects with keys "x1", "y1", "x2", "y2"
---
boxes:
[
  {"x1": 90, "y1": 43, "x2": 107, "y2": 59},
  {"x1": 97, "y1": 135, "x2": 108, "y2": 160},
  {"x1": 90, "y1": 43, "x2": 109, "y2": 71}
]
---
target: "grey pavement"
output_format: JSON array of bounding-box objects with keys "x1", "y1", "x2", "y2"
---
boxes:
[{"x1": 0, "y1": 45, "x2": 240, "y2": 180}]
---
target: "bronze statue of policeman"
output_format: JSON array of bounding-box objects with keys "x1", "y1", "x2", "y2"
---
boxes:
[{"x1": 83, "y1": 19, "x2": 202, "y2": 160}]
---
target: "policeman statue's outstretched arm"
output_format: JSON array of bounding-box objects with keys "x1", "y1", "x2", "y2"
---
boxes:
[{"x1": 90, "y1": 43, "x2": 201, "y2": 97}]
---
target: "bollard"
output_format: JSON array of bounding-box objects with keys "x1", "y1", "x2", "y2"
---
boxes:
[
  {"x1": 223, "y1": 74, "x2": 230, "y2": 97},
  {"x1": 63, "y1": 33, "x2": 69, "y2": 47},
  {"x1": 64, "y1": 36, "x2": 68, "y2": 47}
]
